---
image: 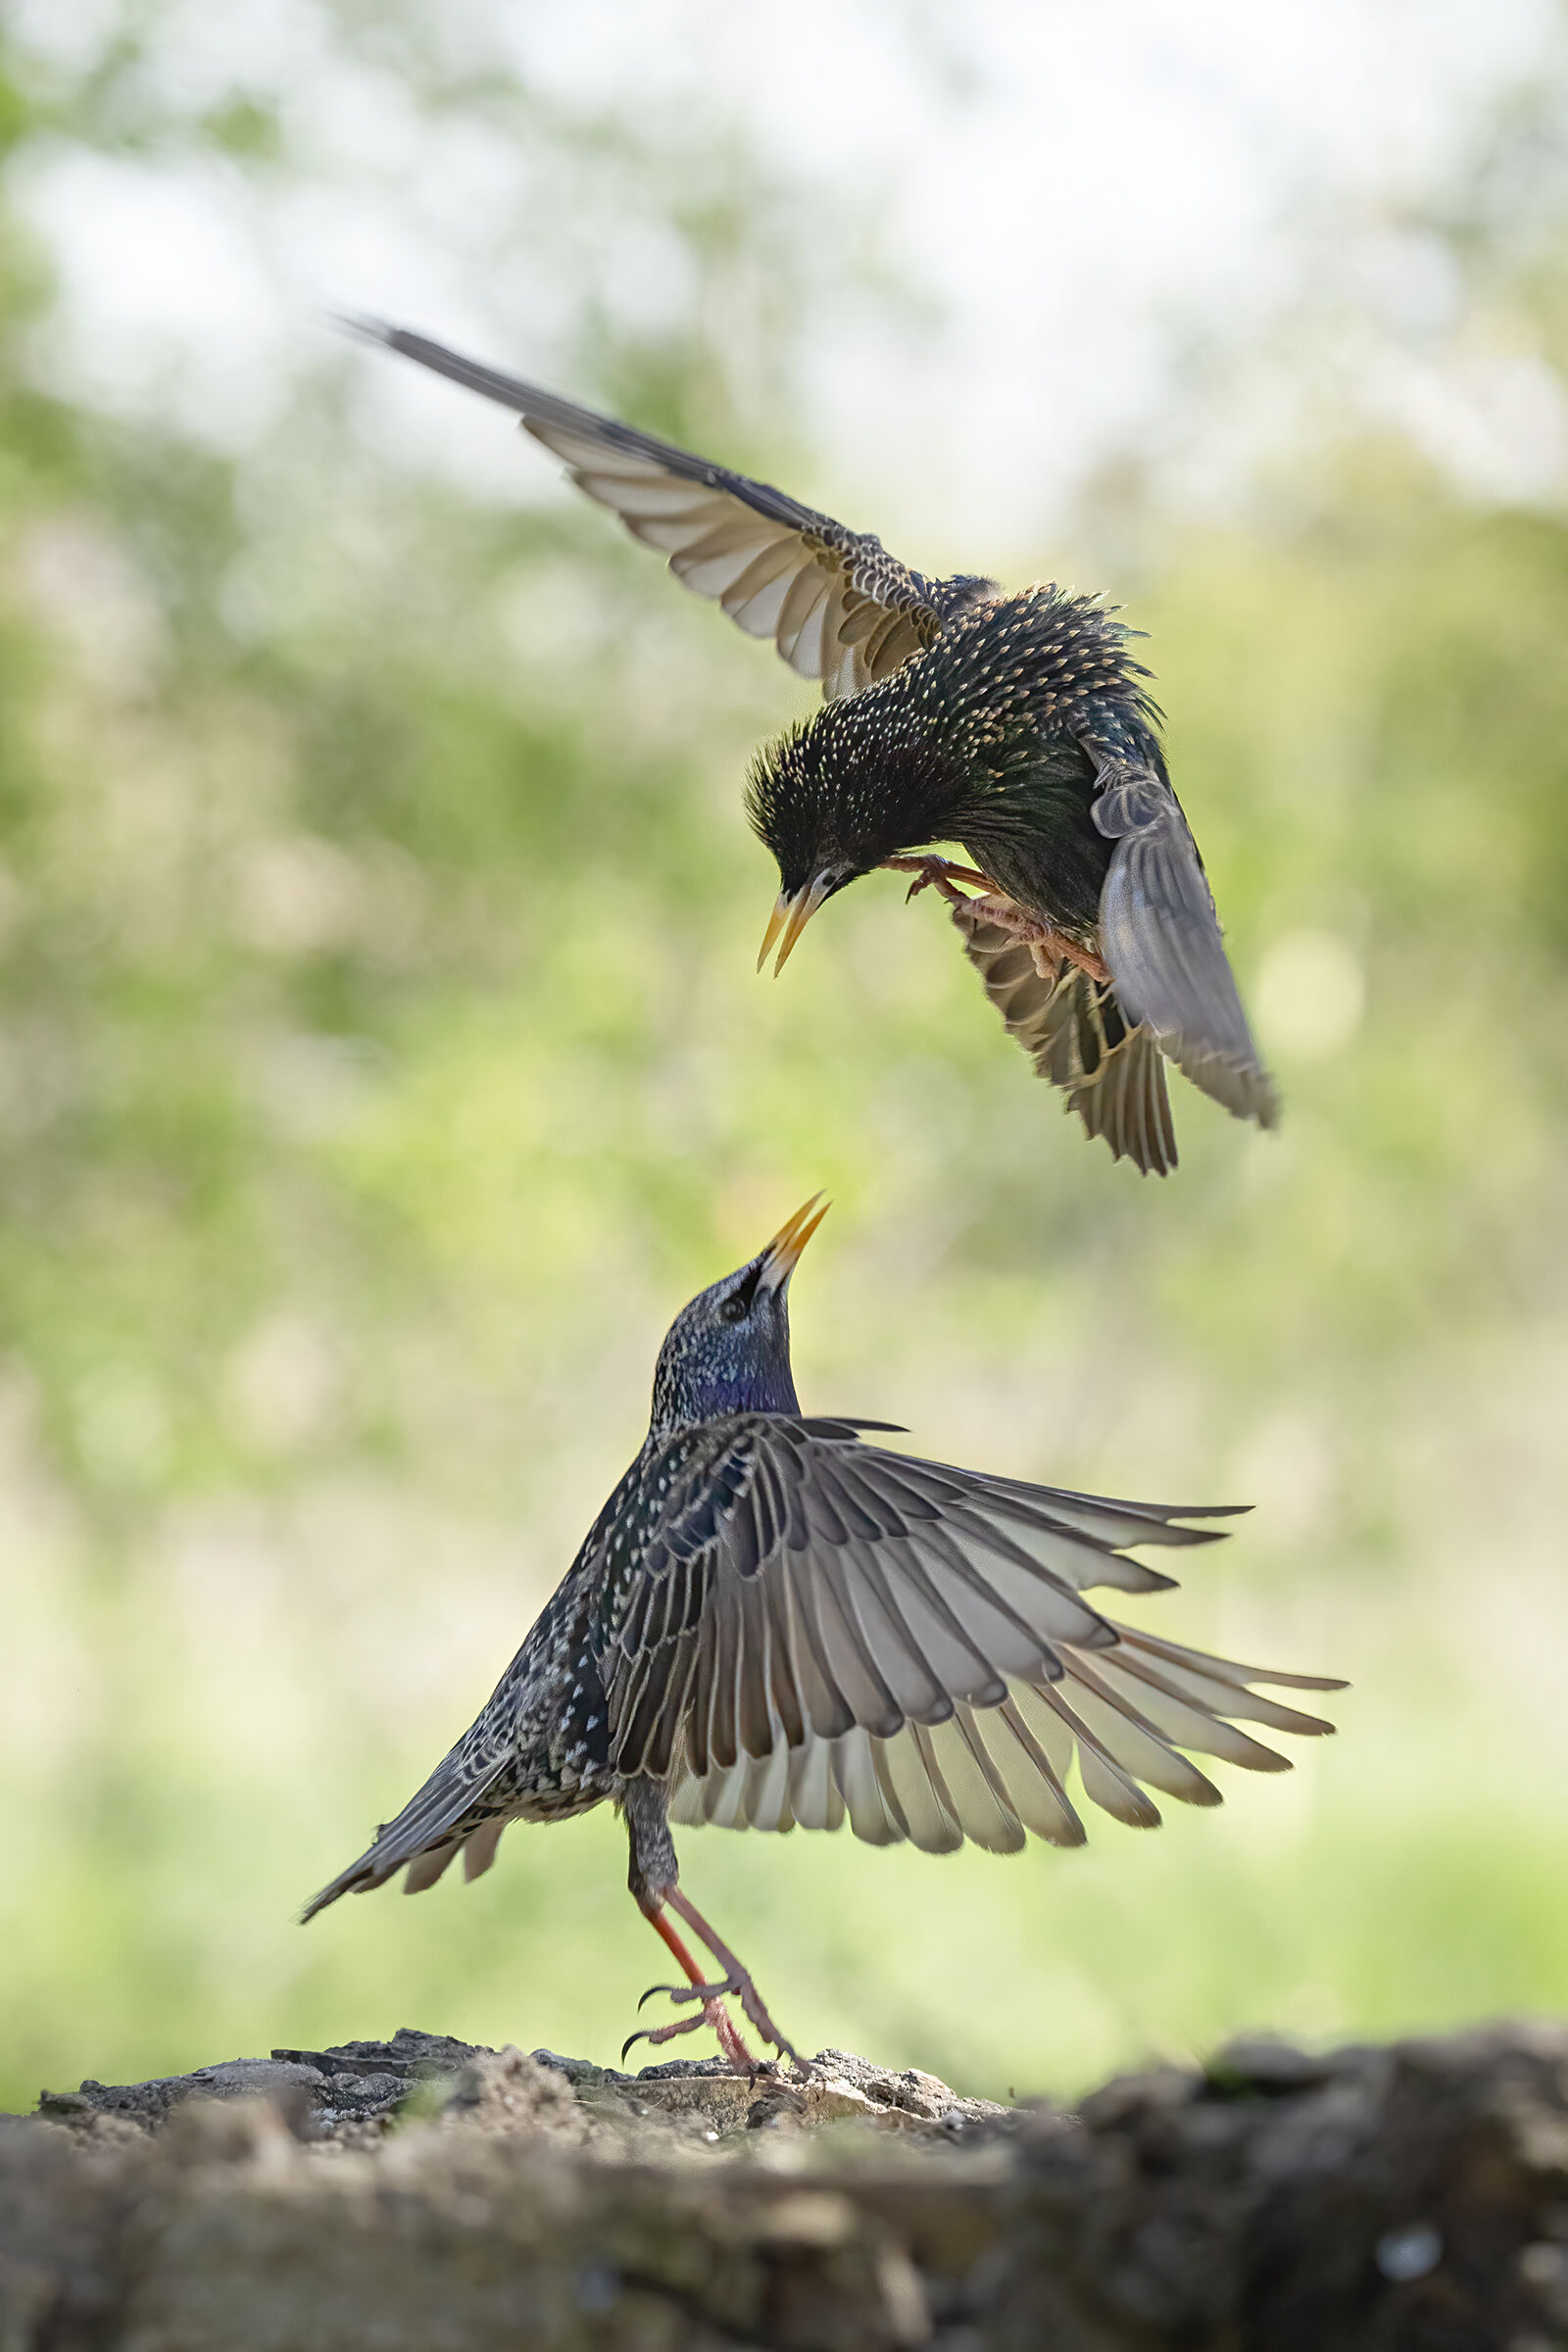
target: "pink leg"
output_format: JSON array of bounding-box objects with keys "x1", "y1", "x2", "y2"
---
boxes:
[
  {"x1": 662, "y1": 1887, "x2": 808, "y2": 2073},
  {"x1": 880, "y1": 854, "x2": 996, "y2": 905},
  {"x1": 950, "y1": 888, "x2": 1112, "y2": 984},
  {"x1": 622, "y1": 1901, "x2": 760, "y2": 2077},
  {"x1": 881, "y1": 858, "x2": 1111, "y2": 983}
]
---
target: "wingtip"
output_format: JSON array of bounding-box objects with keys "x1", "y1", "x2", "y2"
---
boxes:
[
  {"x1": 298, "y1": 1862, "x2": 372, "y2": 1923},
  {"x1": 330, "y1": 310, "x2": 398, "y2": 350}
]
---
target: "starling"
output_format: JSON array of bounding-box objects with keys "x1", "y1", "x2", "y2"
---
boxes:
[
  {"x1": 347, "y1": 318, "x2": 1278, "y2": 1176},
  {"x1": 304, "y1": 1198, "x2": 1343, "y2": 2075}
]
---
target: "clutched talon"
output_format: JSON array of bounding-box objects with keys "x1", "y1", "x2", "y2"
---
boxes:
[
  {"x1": 879, "y1": 854, "x2": 994, "y2": 907},
  {"x1": 719, "y1": 1973, "x2": 800, "y2": 2065},
  {"x1": 625, "y1": 1998, "x2": 761, "y2": 2080},
  {"x1": 681, "y1": 1968, "x2": 807, "y2": 2074},
  {"x1": 903, "y1": 858, "x2": 953, "y2": 905},
  {"x1": 958, "y1": 890, "x2": 1112, "y2": 984},
  {"x1": 648, "y1": 1963, "x2": 797, "y2": 2059},
  {"x1": 740, "y1": 2009, "x2": 808, "y2": 2074},
  {"x1": 654, "y1": 1886, "x2": 807, "y2": 2078}
]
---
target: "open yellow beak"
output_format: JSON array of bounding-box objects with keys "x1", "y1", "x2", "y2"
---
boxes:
[
  {"x1": 759, "y1": 1192, "x2": 830, "y2": 1287},
  {"x1": 757, "y1": 877, "x2": 833, "y2": 976}
]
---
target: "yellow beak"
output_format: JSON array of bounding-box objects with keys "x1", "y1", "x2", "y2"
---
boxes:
[
  {"x1": 757, "y1": 876, "x2": 833, "y2": 976},
  {"x1": 759, "y1": 1192, "x2": 830, "y2": 1286}
]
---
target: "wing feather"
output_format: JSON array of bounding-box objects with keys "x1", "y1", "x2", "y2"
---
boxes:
[
  {"x1": 808, "y1": 1557, "x2": 906, "y2": 1739},
  {"x1": 929, "y1": 1709, "x2": 1028, "y2": 1853},
  {"x1": 780, "y1": 1550, "x2": 858, "y2": 1740},
  {"x1": 980, "y1": 1702, "x2": 1086, "y2": 1846},
  {"x1": 834, "y1": 1730, "x2": 904, "y2": 1844},
  {"x1": 348, "y1": 319, "x2": 944, "y2": 699},
  {"x1": 789, "y1": 1735, "x2": 845, "y2": 1832},
  {"x1": 1093, "y1": 760, "x2": 1279, "y2": 1128},
  {"x1": 629, "y1": 1414, "x2": 1340, "y2": 1865},
  {"x1": 872, "y1": 1730, "x2": 960, "y2": 1852},
  {"x1": 836, "y1": 1542, "x2": 956, "y2": 1723}
]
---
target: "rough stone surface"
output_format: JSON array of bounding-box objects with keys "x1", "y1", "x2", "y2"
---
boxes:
[{"x1": 6, "y1": 2021, "x2": 1568, "y2": 2346}]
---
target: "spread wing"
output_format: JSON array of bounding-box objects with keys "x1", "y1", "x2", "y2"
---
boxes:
[
  {"x1": 1092, "y1": 760, "x2": 1280, "y2": 1129},
  {"x1": 950, "y1": 902, "x2": 1179, "y2": 1176},
  {"x1": 603, "y1": 1415, "x2": 1340, "y2": 1857},
  {"x1": 348, "y1": 319, "x2": 945, "y2": 702}
]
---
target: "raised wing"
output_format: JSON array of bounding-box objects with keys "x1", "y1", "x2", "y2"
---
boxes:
[
  {"x1": 950, "y1": 901, "x2": 1179, "y2": 1176},
  {"x1": 1092, "y1": 760, "x2": 1280, "y2": 1129},
  {"x1": 602, "y1": 1416, "x2": 1339, "y2": 1858},
  {"x1": 348, "y1": 319, "x2": 945, "y2": 701}
]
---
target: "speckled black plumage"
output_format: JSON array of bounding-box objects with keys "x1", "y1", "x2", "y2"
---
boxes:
[
  {"x1": 748, "y1": 585, "x2": 1280, "y2": 1173},
  {"x1": 747, "y1": 586, "x2": 1151, "y2": 944},
  {"x1": 347, "y1": 321, "x2": 1276, "y2": 1176},
  {"x1": 303, "y1": 1200, "x2": 1342, "y2": 2070}
]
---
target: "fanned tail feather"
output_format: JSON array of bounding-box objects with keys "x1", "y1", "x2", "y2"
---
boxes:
[
  {"x1": 951, "y1": 904, "x2": 1177, "y2": 1176},
  {"x1": 301, "y1": 1746, "x2": 511, "y2": 1922}
]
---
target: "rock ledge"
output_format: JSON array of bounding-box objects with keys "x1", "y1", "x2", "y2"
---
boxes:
[{"x1": 8, "y1": 2020, "x2": 1568, "y2": 2347}]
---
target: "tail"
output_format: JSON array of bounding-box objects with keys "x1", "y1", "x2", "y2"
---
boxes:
[
  {"x1": 300, "y1": 1742, "x2": 511, "y2": 1922},
  {"x1": 953, "y1": 904, "x2": 1178, "y2": 1176}
]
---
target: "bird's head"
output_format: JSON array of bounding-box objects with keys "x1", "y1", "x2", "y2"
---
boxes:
[
  {"x1": 649, "y1": 1195, "x2": 828, "y2": 1434},
  {"x1": 745, "y1": 700, "x2": 957, "y2": 976}
]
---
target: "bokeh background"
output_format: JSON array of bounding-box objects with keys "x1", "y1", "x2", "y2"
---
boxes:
[{"x1": 4, "y1": 0, "x2": 1568, "y2": 2112}]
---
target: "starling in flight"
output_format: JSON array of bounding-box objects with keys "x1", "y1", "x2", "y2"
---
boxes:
[
  {"x1": 304, "y1": 1199, "x2": 1342, "y2": 2075},
  {"x1": 347, "y1": 319, "x2": 1278, "y2": 1176}
]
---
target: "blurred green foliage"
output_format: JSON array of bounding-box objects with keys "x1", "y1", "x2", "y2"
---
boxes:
[{"x1": 3, "y1": 15, "x2": 1568, "y2": 2111}]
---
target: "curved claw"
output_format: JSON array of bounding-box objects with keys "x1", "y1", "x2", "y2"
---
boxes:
[
  {"x1": 637, "y1": 1981, "x2": 687, "y2": 2013},
  {"x1": 880, "y1": 854, "x2": 998, "y2": 909},
  {"x1": 903, "y1": 858, "x2": 952, "y2": 904}
]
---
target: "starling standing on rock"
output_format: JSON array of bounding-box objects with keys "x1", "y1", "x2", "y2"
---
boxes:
[
  {"x1": 304, "y1": 1200, "x2": 1342, "y2": 2076},
  {"x1": 346, "y1": 319, "x2": 1277, "y2": 1175}
]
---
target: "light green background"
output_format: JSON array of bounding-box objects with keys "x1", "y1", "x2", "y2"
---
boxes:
[{"x1": 2, "y1": 7, "x2": 1566, "y2": 2112}]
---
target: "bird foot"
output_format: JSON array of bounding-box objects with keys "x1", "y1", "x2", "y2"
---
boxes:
[
  {"x1": 880, "y1": 854, "x2": 995, "y2": 906},
  {"x1": 622, "y1": 1996, "x2": 761, "y2": 2078},
  {"x1": 634, "y1": 1883, "x2": 812, "y2": 2080},
  {"x1": 956, "y1": 890, "x2": 1112, "y2": 984},
  {"x1": 882, "y1": 860, "x2": 1111, "y2": 983},
  {"x1": 633, "y1": 1970, "x2": 809, "y2": 2077}
]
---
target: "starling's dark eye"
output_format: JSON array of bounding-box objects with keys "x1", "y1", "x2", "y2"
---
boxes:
[{"x1": 719, "y1": 1294, "x2": 748, "y2": 1324}]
